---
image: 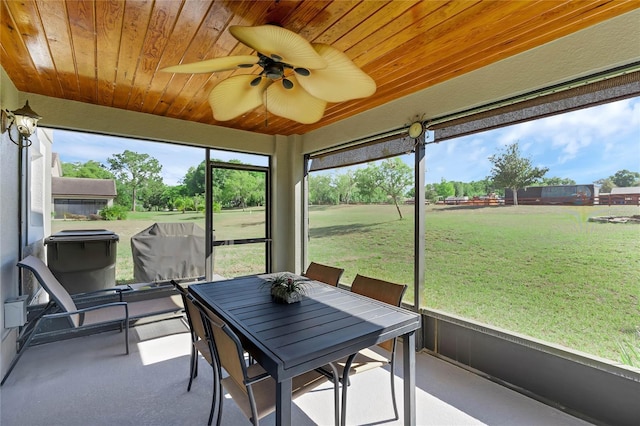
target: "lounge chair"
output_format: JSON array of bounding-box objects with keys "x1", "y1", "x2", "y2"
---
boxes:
[{"x1": 1, "y1": 255, "x2": 183, "y2": 385}]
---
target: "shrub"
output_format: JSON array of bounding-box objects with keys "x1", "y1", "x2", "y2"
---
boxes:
[
  {"x1": 63, "y1": 212, "x2": 87, "y2": 220},
  {"x1": 100, "y1": 205, "x2": 128, "y2": 220}
]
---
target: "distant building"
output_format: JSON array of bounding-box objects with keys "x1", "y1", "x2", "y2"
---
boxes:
[
  {"x1": 598, "y1": 187, "x2": 640, "y2": 205},
  {"x1": 51, "y1": 153, "x2": 117, "y2": 218},
  {"x1": 505, "y1": 185, "x2": 597, "y2": 205}
]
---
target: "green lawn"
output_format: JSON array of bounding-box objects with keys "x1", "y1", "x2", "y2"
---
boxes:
[
  {"x1": 53, "y1": 203, "x2": 640, "y2": 365},
  {"x1": 307, "y1": 204, "x2": 640, "y2": 365}
]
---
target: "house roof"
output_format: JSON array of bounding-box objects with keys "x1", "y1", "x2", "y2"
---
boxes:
[
  {"x1": 611, "y1": 187, "x2": 640, "y2": 195},
  {"x1": 52, "y1": 177, "x2": 116, "y2": 198}
]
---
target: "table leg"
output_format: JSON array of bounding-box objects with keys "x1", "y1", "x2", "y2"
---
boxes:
[
  {"x1": 403, "y1": 331, "x2": 416, "y2": 426},
  {"x1": 276, "y1": 378, "x2": 293, "y2": 426}
]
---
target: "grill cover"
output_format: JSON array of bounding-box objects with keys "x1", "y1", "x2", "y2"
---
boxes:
[{"x1": 131, "y1": 222, "x2": 205, "y2": 283}]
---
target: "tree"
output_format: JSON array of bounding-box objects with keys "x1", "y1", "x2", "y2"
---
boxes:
[
  {"x1": 182, "y1": 160, "x2": 206, "y2": 196},
  {"x1": 424, "y1": 183, "x2": 439, "y2": 203},
  {"x1": 375, "y1": 158, "x2": 413, "y2": 219},
  {"x1": 454, "y1": 181, "x2": 465, "y2": 197},
  {"x1": 594, "y1": 178, "x2": 615, "y2": 193},
  {"x1": 140, "y1": 179, "x2": 167, "y2": 211},
  {"x1": 61, "y1": 160, "x2": 114, "y2": 179},
  {"x1": 107, "y1": 150, "x2": 163, "y2": 211},
  {"x1": 611, "y1": 169, "x2": 640, "y2": 187},
  {"x1": 488, "y1": 142, "x2": 548, "y2": 206},
  {"x1": 223, "y1": 170, "x2": 263, "y2": 210},
  {"x1": 309, "y1": 174, "x2": 338, "y2": 205},
  {"x1": 540, "y1": 177, "x2": 576, "y2": 186},
  {"x1": 335, "y1": 171, "x2": 357, "y2": 204},
  {"x1": 435, "y1": 178, "x2": 455, "y2": 199},
  {"x1": 354, "y1": 165, "x2": 385, "y2": 203}
]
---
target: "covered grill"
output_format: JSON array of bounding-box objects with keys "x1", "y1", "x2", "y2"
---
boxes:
[{"x1": 131, "y1": 222, "x2": 206, "y2": 283}]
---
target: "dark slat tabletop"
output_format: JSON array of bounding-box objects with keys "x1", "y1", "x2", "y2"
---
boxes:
[{"x1": 189, "y1": 274, "x2": 421, "y2": 380}]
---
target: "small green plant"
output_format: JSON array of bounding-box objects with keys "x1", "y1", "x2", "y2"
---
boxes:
[
  {"x1": 262, "y1": 273, "x2": 307, "y2": 303},
  {"x1": 618, "y1": 328, "x2": 640, "y2": 368}
]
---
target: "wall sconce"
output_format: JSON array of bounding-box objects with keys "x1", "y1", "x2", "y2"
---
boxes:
[{"x1": 1, "y1": 101, "x2": 42, "y2": 147}]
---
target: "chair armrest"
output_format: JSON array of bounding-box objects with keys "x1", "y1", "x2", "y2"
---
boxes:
[
  {"x1": 42, "y1": 301, "x2": 129, "y2": 322},
  {"x1": 245, "y1": 371, "x2": 271, "y2": 386},
  {"x1": 71, "y1": 286, "x2": 133, "y2": 302}
]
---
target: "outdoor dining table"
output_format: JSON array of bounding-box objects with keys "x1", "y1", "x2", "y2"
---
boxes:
[{"x1": 188, "y1": 273, "x2": 422, "y2": 426}]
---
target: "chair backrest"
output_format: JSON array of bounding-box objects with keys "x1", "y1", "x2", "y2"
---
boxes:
[
  {"x1": 350, "y1": 274, "x2": 407, "y2": 352},
  {"x1": 198, "y1": 300, "x2": 249, "y2": 396},
  {"x1": 303, "y1": 262, "x2": 344, "y2": 286},
  {"x1": 171, "y1": 281, "x2": 207, "y2": 342},
  {"x1": 17, "y1": 255, "x2": 79, "y2": 327}
]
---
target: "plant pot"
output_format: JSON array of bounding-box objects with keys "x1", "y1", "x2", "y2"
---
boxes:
[{"x1": 271, "y1": 291, "x2": 303, "y2": 304}]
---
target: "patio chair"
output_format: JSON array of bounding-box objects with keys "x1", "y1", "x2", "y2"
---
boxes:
[
  {"x1": 171, "y1": 281, "x2": 214, "y2": 390},
  {"x1": 171, "y1": 281, "x2": 219, "y2": 425},
  {"x1": 338, "y1": 274, "x2": 407, "y2": 426},
  {"x1": 196, "y1": 298, "x2": 341, "y2": 426},
  {"x1": 303, "y1": 262, "x2": 344, "y2": 286},
  {"x1": 1, "y1": 255, "x2": 130, "y2": 385}
]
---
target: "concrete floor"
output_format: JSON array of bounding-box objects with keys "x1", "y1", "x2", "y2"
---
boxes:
[{"x1": 0, "y1": 318, "x2": 592, "y2": 426}]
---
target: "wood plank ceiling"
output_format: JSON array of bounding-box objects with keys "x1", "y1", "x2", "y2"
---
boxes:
[{"x1": 1, "y1": 1, "x2": 638, "y2": 136}]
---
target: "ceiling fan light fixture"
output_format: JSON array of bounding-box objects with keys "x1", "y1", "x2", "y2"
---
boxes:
[
  {"x1": 265, "y1": 63, "x2": 284, "y2": 79},
  {"x1": 294, "y1": 67, "x2": 310, "y2": 76},
  {"x1": 282, "y1": 78, "x2": 294, "y2": 89},
  {"x1": 250, "y1": 76, "x2": 263, "y2": 86}
]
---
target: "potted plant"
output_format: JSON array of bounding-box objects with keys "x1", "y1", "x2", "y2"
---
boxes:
[{"x1": 263, "y1": 273, "x2": 307, "y2": 304}]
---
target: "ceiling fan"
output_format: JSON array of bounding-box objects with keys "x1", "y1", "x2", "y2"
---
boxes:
[{"x1": 161, "y1": 24, "x2": 376, "y2": 124}]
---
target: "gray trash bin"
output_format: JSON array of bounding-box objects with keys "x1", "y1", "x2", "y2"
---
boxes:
[{"x1": 44, "y1": 229, "x2": 119, "y2": 294}]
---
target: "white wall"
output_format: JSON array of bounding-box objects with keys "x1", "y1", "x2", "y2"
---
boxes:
[
  {"x1": 0, "y1": 71, "x2": 54, "y2": 380},
  {"x1": 0, "y1": 67, "x2": 22, "y2": 376}
]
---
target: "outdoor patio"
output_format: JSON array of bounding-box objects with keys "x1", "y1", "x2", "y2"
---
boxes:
[{"x1": 0, "y1": 317, "x2": 591, "y2": 426}]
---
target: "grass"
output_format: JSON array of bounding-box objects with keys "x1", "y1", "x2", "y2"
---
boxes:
[
  {"x1": 53, "y1": 204, "x2": 640, "y2": 365},
  {"x1": 307, "y1": 204, "x2": 640, "y2": 365}
]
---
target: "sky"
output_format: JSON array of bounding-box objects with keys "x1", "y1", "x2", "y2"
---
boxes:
[{"x1": 51, "y1": 98, "x2": 639, "y2": 186}]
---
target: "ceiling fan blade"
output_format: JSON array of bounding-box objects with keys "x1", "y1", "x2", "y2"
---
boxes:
[
  {"x1": 296, "y1": 44, "x2": 376, "y2": 103},
  {"x1": 208, "y1": 75, "x2": 270, "y2": 121},
  {"x1": 160, "y1": 56, "x2": 258, "y2": 74},
  {"x1": 265, "y1": 75, "x2": 326, "y2": 124},
  {"x1": 230, "y1": 25, "x2": 327, "y2": 70}
]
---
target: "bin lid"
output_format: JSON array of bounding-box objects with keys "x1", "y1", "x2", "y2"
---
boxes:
[{"x1": 45, "y1": 229, "x2": 119, "y2": 244}]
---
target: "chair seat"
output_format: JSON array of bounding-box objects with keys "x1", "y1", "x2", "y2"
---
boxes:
[
  {"x1": 81, "y1": 305, "x2": 127, "y2": 326},
  {"x1": 80, "y1": 294, "x2": 184, "y2": 326},
  {"x1": 337, "y1": 347, "x2": 390, "y2": 375},
  {"x1": 222, "y1": 363, "x2": 328, "y2": 422},
  {"x1": 126, "y1": 295, "x2": 184, "y2": 318}
]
